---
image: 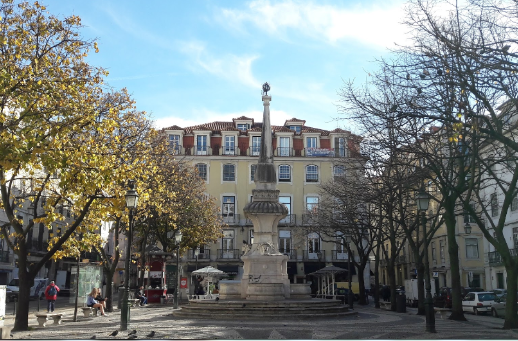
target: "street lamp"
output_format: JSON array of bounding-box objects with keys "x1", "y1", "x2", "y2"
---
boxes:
[
  {"x1": 194, "y1": 248, "x2": 200, "y2": 270},
  {"x1": 415, "y1": 188, "x2": 435, "y2": 333},
  {"x1": 464, "y1": 222, "x2": 472, "y2": 234},
  {"x1": 174, "y1": 230, "x2": 183, "y2": 309},
  {"x1": 121, "y1": 180, "x2": 138, "y2": 331},
  {"x1": 344, "y1": 235, "x2": 354, "y2": 310}
]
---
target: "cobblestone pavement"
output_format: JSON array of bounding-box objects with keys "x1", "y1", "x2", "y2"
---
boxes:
[{"x1": 8, "y1": 302, "x2": 518, "y2": 339}]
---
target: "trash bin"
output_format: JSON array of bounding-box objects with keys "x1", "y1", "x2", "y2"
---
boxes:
[
  {"x1": 160, "y1": 295, "x2": 166, "y2": 304},
  {"x1": 396, "y1": 292, "x2": 406, "y2": 313}
]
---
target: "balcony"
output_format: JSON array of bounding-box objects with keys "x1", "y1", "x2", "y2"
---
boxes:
[
  {"x1": 221, "y1": 214, "x2": 241, "y2": 225},
  {"x1": 248, "y1": 147, "x2": 261, "y2": 157},
  {"x1": 220, "y1": 146, "x2": 240, "y2": 156},
  {"x1": 0, "y1": 251, "x2": 9, "y2": 263},
  {"x1": 184, "y1": 146, "x2": 213, "y2": 156},
  {"x1": 217, "y1": 249, "x2": 241, "y2": 260},
  {"x1": 334, "y1": 147, "x2": 347, "y2": 158},
  {"x1": 331, "y1": 250, "x2": 349, "y2": 261},
  {"x1": 302, "y1": 250, "x2": 325, "y2": 261},
  {"x1": 274, "y1": 147, "x2": 293, "y2": 157},
  {"x1": 168, "y1": 144, "x2": 183, "y2": 155},
  {"x1": 279, "y1": 248, "x2": 297, "y2": 260},
  {"x1": 487, "y1": 249, "x2": 517, "y2": 265},
  {"x1": 278, "y1": 214, "x2": 296, "y2": 226},
  {"x1": 302, "y1": 214, "x2": 319, "y2": 226},
  {"x1": 186, "y1": 249, "x2": 211, "y2": 260}
]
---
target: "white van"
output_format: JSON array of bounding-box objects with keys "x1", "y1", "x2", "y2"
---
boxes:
[{"x1": 7, "y1": 278, "x2": 49, "y2": 302}]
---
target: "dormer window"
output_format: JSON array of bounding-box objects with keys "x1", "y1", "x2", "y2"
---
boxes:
[
  {"x1": 237, "y1": 123, "x2": 250, "y2": 131},
  {"x1": 289, "y1": 126, "x2": 301, "y2": 133}
]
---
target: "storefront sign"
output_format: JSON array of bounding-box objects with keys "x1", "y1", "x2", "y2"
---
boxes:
[
  {"x1": 432, "y1": 271, "x2": 439, "y2": 278},
  {"x1": 306, "y1": 148, "x2": 334, "y2": 157},
  {"x1": 180, "y1": 277, "x2": 188, "y2": 289}
]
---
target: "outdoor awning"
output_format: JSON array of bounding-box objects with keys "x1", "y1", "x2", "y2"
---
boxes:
[
  {"x1": 303, "y1": 262, "x2": 323, "y2": 275},
  {"x1": 287, "y1": 262, "x2": 298, "y2": 275},
  {"x1": 217, "y1": 265, "x2": 239, "y2": 275},
  {"x1": 332, "y1": 262, "x2": 357, "y2": 275}
]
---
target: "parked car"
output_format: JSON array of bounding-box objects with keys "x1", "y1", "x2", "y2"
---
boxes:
[
  {"x1": 491, "y1": 293, "x2": 518, "y2": 317},
  {"x1": 462, "y1": 291, "x2": 497, "y2": 315},
  {"x1": 462, "y1": 287, "x2": 485, "y2": 296},
  {"x1": 492, "y1": 289, "x2": 507, "y2": 299}
]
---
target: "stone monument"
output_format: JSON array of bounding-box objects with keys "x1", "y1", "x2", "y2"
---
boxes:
[{"x1": 240, "y1": 83, "x2": 291, "y2": 300}]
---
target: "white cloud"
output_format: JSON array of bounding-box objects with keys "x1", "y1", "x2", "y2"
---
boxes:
[
  {"x1": 153, "y1": 109, "x2": 292, "y2": 129},
  {"x1": 217, "y1": 0, "x2": 409, "y2": 49},
  {"x1": 179, "y1": 41, "x2": 261, "y2": 88}
]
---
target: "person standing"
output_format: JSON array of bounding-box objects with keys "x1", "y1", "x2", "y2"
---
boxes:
[{"x1": 44, "y1": 280, "x2": 60, "y2": 313}]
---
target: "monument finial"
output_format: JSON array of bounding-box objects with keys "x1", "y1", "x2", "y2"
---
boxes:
[{"x1": 262, "y1": 82, "x2": 270, "y2": 96}]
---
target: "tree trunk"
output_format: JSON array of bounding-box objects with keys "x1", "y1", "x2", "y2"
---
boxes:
[
  {"x1": 357, "y1": 262, "x2": 367, "y2": 305},
  {"x1": 105, "y1": 269, "x2": 115, "y2": 312},
  {"x1": 13, "y1": 257, "x2": 33, "y2": 331},
  {"x1": 445, "y1": 216, "x2": 466, "y2": 321},
  {"x1": 387, "y1": 261, "x2": 397, "y2": 311},
  {"x1": 503, "y1": 260, "x2": 518, "y2": 328}
]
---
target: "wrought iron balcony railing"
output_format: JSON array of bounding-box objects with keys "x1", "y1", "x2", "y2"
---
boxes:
[
  {"x1": 221, "y1": 214, "x2": 241, "y2": 225},
  {"x1": 279, "y1": 248, "x2": 297, "y2": 260},
  {"x1": 216, "y1": 249, "x2": 241, "y2": 260},
  {"x1": 302, "y1": 250, "x2": 325, "y2": 261},
  {"x1": 331, "y1": 250, "x2": 349, "y2": 261},
  {"x1": 278, "y1": 214, "x2": 296, "y2": 226},
  {"x1": 187, "y1": 249, "x2": 211, "y2": 260},
  {"x1": 275, "y1": 147, "x2": 293, "y2": 157}
]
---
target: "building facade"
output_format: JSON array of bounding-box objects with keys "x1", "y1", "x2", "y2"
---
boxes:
[{"x1": 164, "y1": 116, "x2": 370, "y2": 295}]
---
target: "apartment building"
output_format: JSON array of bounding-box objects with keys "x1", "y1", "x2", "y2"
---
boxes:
[{"x1": 163, "y1": 116, "x2": 370, "y2": 294}]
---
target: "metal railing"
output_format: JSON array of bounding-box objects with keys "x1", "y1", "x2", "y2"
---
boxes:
[
  {"x1": 278, "y1": 214, "x2": 296, "y2": 226},
  {"x1": 302, "y1": 250, "x2": 325, "y2": 261},
  {"x1": 487, "y1": 249, "x2": 516, "y2": 264},
  {"x1": 302, "y1": 214, "x2": 319, "y2": 226},
  {"x1": 168, "y1": 144, "x2": 182, "y2": 155},
  {"x1": 187, "y1": 249, "x2": 211, "y2": 260},
  {"x1": 279, "y1": 248, "x2": 297, "y2": 260},
  {"x1": 216, "y1": 249, "x2": 240, "y2": 260},
  {"x1": 275, "y1": 147, "x2": 293, "y2": 157},
  {"x1": 220, "y1": 147, "x2": 240, "y2": 156},
  {"x1": 184, "y1": 146, "x2": 212, "y2": 156},
  {"x1": 248, "y1": 147, "x2": 261, "y2": 156},
  {"x1": 221, "y1": 214, "x2": 240, "y2": 225},
  {"x1": 331, "y1": 250, "x2": 349, "y2": 261}
]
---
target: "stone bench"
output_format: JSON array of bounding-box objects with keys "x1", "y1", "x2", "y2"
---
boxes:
[
  {"x1": 434, "y1": 307, "x2": 451, "y2": 319},
  {"x1": 130, "y1": 299, "x2": 141, "y2": 307},
  {"x1": 81, "y1": 307, "x2": 99, "y2": 317},
  {"x1": 35, "y1": 313, "x2": 63, "y2": 327}
]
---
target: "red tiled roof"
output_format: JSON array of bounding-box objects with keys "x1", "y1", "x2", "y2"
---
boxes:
[
  {"x1": 162, "y1": 125, "x2": 184, "y2": 131},
  {"x1": 233, "y1": 116, "x2": 254, "y2": 121},
  {"x1": 284, "y1": 118, "x2": 306, "y2": 124}
]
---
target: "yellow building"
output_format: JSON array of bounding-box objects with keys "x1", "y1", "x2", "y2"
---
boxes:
[{"x1": 164, "y1": 116, "x2": 367, "y2": 295}]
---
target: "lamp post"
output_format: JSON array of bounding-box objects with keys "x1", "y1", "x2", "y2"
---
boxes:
[
  {"x1": 173, "y1": 230, "x2": 183, "y2": 309},
  {"x1": 194, "y1": 248, "x2": 200, "y2": 270},
  {"x1": 121, "y1": 180, "x2": 138, "y2": 331},
  {"x1": 345, "y1": 235, "x2": 354, "y2": 309},
  {"x1": 464, "y1": 222, "x2": 472, "y2": 234},
  {"x1": 416, "y1": 188, "x2": 435, "y2": 333}
]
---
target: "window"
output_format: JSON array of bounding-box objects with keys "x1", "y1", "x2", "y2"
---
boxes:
[
  {"x1": 250, "y1": 164, "x2": 257, "y2": 182},
  {"x1": 196, "y1": 163, "x2": 207, "y2": 180},
  {"x1": 306, "y1": 196, "x2": 319, "y2": 213},
  {"x1": 279, "y1": 230, "x2": 291, "y2": 255},
  {"x1": 196, "y1": 135, "x2": 208, "y2": 155},
  {"x1": 439, "y1": 240, "x2": 445, "y2": 264},
  {"x1": 306, "y1": 137, "x2": 317, "y2": 149},
  {"x1": 222, "y1": 196, "x2": 235, "y2": 219},
  {"x1": 223, "y1": 164, "x2": 235, "y2": 181},
  {"x1": 491, "y1": 193, "x2": 498, "y2": 217},
  {"x1": 431, "y1": 242, "x2": 436, "y2": 264},
  {"x1": 169, "y1": 134, "x2": 180, "y2": 154},
  {"x1": 306, "y1": 165, "x2": 318, "y2": 182},
  {"x1": 333, "y1": 165, "x2": 345, "y2": 178},
  {"x1": 237, "y1": 123, "x2": 250, "y2": 131},
  {"x1": 289, "y1": 125, "x2": 301, "y2": 133},
  {"x1": 278, "y1": 165, "x2": 291, "y2": 182},
  {"x1": 252, "y1": 136, "x2": 261, "y2": 156},
  {"x1": 222, "y1": 229, "x2": 235, "y2": 258},
  {"x1": 224, "y1": 136, "x2": 236, "y2": 155},
  {"x1": 512, "y1": 193, "x2": 518, "y2": 211},
  {"x1": 335, "y1": 137, "x2": 346, "y2": 157},
  {"x1": 279, "y1": 137, "x2": 290, "y2": 156},
  {"x1": 465, "y1": 238, "x2": 479, "y2": 259},
  {"x1": 472, "y1": 274, "x2": 481, "y2": 288},
  {"x1": 335, "y1": 232, "x2": 346, "y2": 259},
  {"x1": 279, "y1": 196, "x2": 292, "y2": 224},
  {"x1": 463, "y1": 203, "x2": 476, "y2": 223},
  {"x1": 307, "y1": 232, "x2": 321, "y2": 258}
]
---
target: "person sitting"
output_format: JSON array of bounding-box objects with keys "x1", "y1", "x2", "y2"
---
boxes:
[
  {"x1": 135, "y1": 286, "x2": 147, "y2": 306},
  {"x1": 86, "y1": 288, "x2": 107, "y2": 316},
  {"x1": 95, "y1": 287, "x2": 107, "y2": 310}
]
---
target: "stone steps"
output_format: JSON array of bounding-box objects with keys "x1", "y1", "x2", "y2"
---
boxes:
[{"x1": 173, "y1": 299, "x2": 356, "y2": 319}]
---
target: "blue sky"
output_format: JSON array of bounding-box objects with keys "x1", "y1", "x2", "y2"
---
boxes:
[{"x1": 48, "y1": 0, "x2": 411, "y2": 132}]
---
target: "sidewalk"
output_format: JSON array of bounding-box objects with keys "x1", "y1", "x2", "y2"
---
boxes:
[{"x1": 8, "y1": 301, "x2": 518, "y2": 339}]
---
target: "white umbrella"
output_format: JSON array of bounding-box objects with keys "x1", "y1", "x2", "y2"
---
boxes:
[{"x1": 191, "y1": 266, "x2": 227, "y2": 295}]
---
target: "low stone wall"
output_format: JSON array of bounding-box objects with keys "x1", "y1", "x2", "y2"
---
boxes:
[
  {"x1": 290, "y1": 283, "x2": 311, "y2": 299},
  {"x1": 247, "y1": 283, "x2": 285, "y2": 301},
  {"x1": 219, "y1": 280, "x2": 241, "y2": 300}
]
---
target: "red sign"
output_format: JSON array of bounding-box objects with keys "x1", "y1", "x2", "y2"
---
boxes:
[{"x1": 180, "y1": 277, "x2": 188, "y2": 289}]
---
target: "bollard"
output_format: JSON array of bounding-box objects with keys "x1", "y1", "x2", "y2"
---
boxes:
[
  {"x1": 118, "y1": 287, "x2": 124, "y2": 309},
  {"x1": 396, "y1": 292, "x2": 406, "y2": 313}
]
